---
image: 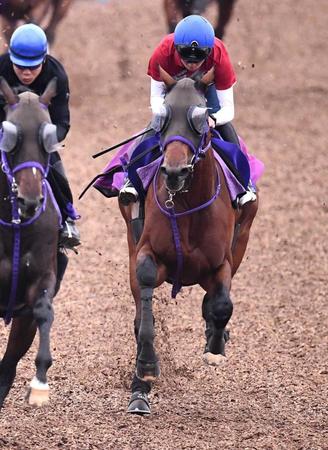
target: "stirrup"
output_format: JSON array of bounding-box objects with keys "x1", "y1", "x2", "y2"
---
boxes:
[
  {"x1": 119, "y1": 181, "x2": 138, "y2": 206},
  {"x1": 59, "y1": 218, "x2": 81, "y2": 250},
  {"x1": 238, "y1": 188, "x2": 257, "y2": 206}
]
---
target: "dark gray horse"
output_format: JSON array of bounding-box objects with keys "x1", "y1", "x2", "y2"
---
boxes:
[
  {"x1": 0, "y1": 77, "x2": 67, "y2": 409},
  {"x1": 163, "y1": 0, "x2": 237, "y2": 39}
]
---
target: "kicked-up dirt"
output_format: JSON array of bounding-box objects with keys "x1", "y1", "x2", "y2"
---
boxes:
[{"x1": 0, "y1": 0, "x2": 327, "y2": 449}]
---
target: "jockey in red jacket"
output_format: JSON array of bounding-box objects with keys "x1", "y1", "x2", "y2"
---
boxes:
[{"x1": 119, "y1": 15, "x2": 256, "y2": 207}]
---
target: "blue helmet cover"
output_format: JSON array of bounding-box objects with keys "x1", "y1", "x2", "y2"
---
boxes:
[
  {"x1": 174, "y1": 15, "x2": 215, "y2": 48},
  {"x1": 9, "y1": 24, "x2": 48, "y2": 67}
]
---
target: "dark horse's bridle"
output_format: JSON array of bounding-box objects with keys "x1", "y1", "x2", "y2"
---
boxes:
[{"x1": 0, "y1": 150, "x2": 61, "y2": 325}]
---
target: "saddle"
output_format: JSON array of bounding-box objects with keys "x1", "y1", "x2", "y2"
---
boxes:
[{"x1": 93, "y1": 130, "x2": 253, "y2": 204}]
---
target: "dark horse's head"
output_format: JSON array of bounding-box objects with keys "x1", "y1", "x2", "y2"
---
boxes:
[
  {"x1": 0, "y1": 77, "x2": 58, "y2": 220},
  {"x1": 154, "y1": 66, "x2": 214, "y2": 193}
]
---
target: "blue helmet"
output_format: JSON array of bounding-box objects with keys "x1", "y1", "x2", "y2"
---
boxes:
[
  {"x1": 174, "y1": 15, "x2": 215, "y2": 62},
  {"x1": 9, "y1": 24, "x2": 48, "y2": 67}
]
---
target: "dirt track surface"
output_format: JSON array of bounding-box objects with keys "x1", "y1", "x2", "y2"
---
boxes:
[{"x1": 1, "y1": 0, "x2": 327, "y2": 449}]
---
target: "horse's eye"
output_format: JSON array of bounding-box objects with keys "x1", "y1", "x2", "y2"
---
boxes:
[{"x1": 0, "y1": 120, "x2": 18, "y2": 153}]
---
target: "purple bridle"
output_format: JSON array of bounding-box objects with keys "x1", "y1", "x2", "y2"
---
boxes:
[
  {"x1": 154, "y1": 133, "x2": 221, "y2": 298},
  {"x1": 0, "y1": 151, "x2": 61, "y2": 325}
]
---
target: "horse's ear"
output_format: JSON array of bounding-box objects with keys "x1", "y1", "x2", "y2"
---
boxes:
[
  {"x1": 200, "y1": 67, "x2": 215, "y2": 86},
  {"x1": 0, "y1": 76, "x2": 19, "y2": 105},
  {"x1": 196, "y1": 67, "x2": 215, "y2": 93},
  {"x1": 159, "y1": 66, "x2": 177, "y2": 88},
  {"x1": 39, "y1": 77, "x2": 57, "y2": 106}
]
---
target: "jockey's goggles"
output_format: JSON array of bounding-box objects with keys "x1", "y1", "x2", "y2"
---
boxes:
[
  {"x1": 175, "y1": 44, "x2": 211, "y2": 63},
  {"x1": 14, "y1": 62, "x2": 43, "y2": 71}
]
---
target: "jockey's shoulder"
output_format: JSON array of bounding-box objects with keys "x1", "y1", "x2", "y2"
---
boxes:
[
  {"x1": 43, "y1": 55, "x2": 68, "y2": 82},
  {"x1": 157, "y1": 33, "x2": 175, "y2": 55}
]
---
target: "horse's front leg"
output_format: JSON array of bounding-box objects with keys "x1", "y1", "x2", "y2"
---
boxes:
[
  {"x1": 215, "y1": 0, "x2": 236, "y2": 39},
  {"x1": 163, "y1": 0, "x2": 180, "y2": 33},
  {"x1": 44, "y1": 0, "x2": 74, "y2": 46},
  {"x1": 27, "y1": 282, "x2": 55, "y2": 407},
  {"x1": 135, "y1": 252, "x2": 160, "y2": 382},
  {"x1": 202, "y1": 260, "x2": 233, "y2": 365},
  {"x1": 0, "y1": 18, "x2": 16, "y2": 45},
  {"x1": 0, "y1": 316, "x2": 37, "y2": 410}
]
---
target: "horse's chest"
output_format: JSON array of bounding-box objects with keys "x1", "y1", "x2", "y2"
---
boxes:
[
  {"x1": 0, "y1": 252, "x2": 35, "y2": 302},
  {"x1": 154, "y1": 235, "x2": 224, "y2": 273}
]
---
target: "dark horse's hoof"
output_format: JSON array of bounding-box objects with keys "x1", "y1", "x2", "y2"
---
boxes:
[{"x1": 127, "y1": 391, "x2": 151, "y2": 415}]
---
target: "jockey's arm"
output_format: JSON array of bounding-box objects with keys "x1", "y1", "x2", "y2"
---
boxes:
[
  {"x1": 150, "y1": 78, "x2": 235, "y2": 128},
  {"x1": 150, "y1": 78, "x2": 166, "y2": 114},
  {"x1": 212, "y1": 86, "x2": 235, "y2": 126}
]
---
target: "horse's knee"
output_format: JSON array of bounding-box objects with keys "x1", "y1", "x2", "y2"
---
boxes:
[
  {"x1": 33, "y1": 296, "x2": 54, "y2": 325},
  {"x1": 136, "y1": 255, "x2": 157, "y2": 289},
  {"x1": 203, "y1": 285, "x2": 233, "y2": 328}
]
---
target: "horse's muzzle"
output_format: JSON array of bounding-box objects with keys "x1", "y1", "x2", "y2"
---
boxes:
[
  {"x1": 160, "y1": 165, "x2": 192, "y2": 192},
  {"x1": 17, "y1": 195, "x2": 44, "y2": 219}
]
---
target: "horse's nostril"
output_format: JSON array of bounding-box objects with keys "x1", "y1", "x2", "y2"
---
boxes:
[
  {"x1": 17, "y1": 196, "x2": 43, "y2": 216},
  {"x1": 17, "y1": 197, "x2": 26, "y2": 206},
  {"x1": 180, "y1": 167, "x2": 190, "y2": 175},
  {"x1": 160, "y1": 166, "x2": 167, "y2": 175}
]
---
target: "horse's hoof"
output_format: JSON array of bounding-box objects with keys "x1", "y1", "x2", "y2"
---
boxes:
[
  {"x1": 136, "y1": 361, "x2": 160, "y2": 382},
  {"x1": 127, "y1": 391, "x2": 151, "y2": 415},
  {"x1": 203, "y1": 352, "x2": 226, "y2": 366},
  {"x1": 27, "y1": 387, "x2": 50, "y2": 407},
  {"x1": 27, "y1": 377, "x2": 49, "y2": 407}
]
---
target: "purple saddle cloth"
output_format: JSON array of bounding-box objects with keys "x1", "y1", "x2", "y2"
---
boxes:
[{"x1": 93, "y1": 133, "x2": 265, "y2": 203}]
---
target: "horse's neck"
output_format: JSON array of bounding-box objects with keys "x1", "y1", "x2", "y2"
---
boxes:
[{"x1": 187, "y1": 149, "x2": 217, "y2": 203}]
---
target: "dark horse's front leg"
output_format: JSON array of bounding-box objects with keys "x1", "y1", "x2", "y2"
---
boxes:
[
  {"x1": 135, "y1": 254, "x2": 160, "y2": 381},
  {"x1": 26, "y1": 286, "x2": 55, "y2": 407},
  {"x1": 202, "y1": 262, "x2": 233, "y2": 365},
  {"x1": 0, "y1": 316, "x2": 37, "y2": 410},
  {"x1": 215, "y1": 0, "x2": 236, "y2": 39},
  {"x1": 128, "y1": 253, "x2": 159, "y2": 415}
]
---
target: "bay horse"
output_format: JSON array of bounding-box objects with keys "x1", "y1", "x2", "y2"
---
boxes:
[
  {"x1": 119, "y1": 67, "x2": 258, "y2": 414},
  {"x1": 0, "y1": 0, "x2": 74, "y2": 46},
  {"x1": 163, "y1": 0, "x2": 237, "y2": 39},
  {"x1": 0, "y1": 76, "x2": 67, "y2": 409}
]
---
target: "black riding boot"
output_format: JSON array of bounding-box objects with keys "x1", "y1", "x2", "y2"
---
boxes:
[
  {"x1": 47, "y1": 152, "x2": 81, "y2": 248},
  {"x1": 215, "y1": 121, "x2": 240, "y2": 147},
  {"x1": 215, "y1": 122, "x2": 257, "y2": 206}
]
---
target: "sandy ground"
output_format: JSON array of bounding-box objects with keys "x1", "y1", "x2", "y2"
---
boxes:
[{"x1": 0, "y1": 0, "x2": 327, "y2": 449}]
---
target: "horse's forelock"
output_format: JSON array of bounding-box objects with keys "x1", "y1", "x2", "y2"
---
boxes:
[
  {"x1": 167, "y1": 78, "x2": 205, "y2": 108},
  {"x1": 19, "y1": 91, "x2": 39, "y2": 104}
]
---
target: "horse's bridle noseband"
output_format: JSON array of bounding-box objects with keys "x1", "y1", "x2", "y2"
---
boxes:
[
  {"x1": 0, "y1": 151, "x2": 50, "y2": 226},
  {"x1": 0, "y1": 150, "x2": 62, "y2": 326},
  {"x1": 160, "y1": 132, "x2": 212, "y2": 201},
  {"x1": 155, "y1": 130, "x2": 221, "y2": 298}
]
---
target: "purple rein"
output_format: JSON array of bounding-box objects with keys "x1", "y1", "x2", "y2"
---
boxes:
[
  {"x1": 0, "y1": 151, "x2": 61, "y2": 325},
  {"x1": 154, "y1": 133, "x2": 220, "y2": 298}
]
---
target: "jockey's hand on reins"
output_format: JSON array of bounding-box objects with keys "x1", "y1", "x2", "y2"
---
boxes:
[{"x1": 208, "y1": 115, "x2": 216, "y2": 128}]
